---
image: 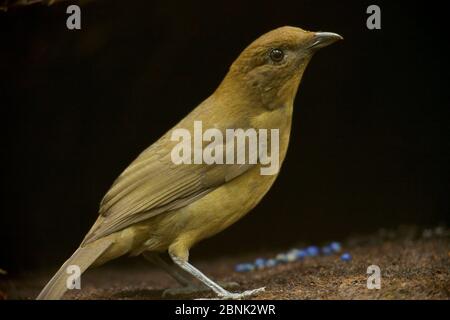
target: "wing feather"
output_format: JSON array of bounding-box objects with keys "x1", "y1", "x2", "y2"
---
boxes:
[{"x1": 82, "y1": 134, "x2": 256, "y2": 244}]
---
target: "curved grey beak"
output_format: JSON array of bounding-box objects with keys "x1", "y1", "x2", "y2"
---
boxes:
[{"x1": 308, "y1": 32, "x2": 343, "y2": 50}]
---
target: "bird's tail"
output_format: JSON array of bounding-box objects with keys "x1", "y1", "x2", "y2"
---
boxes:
[{"x1": 36, "y1": 238, "x2": 113, "y2": 300}]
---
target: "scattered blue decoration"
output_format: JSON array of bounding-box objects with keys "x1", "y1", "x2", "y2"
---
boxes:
[
  {"x1": 306, "y1": 246, "x2": 320, "y2": 257},
  {"x1": 254, "y1": 258, "x2": 266, "y2": 269},
  {"x1": 235, "y1": 263, "x2": 254, "y2": 272},
  {"x1": 234, "y1": 241, "x2": 350, "y2": 272},
  {"x1": 340, "y1": 252, "x2": 352, "y2": 262},
  {"x1": 330, "y1": 242, "x2": 342, "y2": 253},
  {"x1": 295, "y1": 249, "x2": 307, "y2": 260},
  {"x1": 265, "y1": 259, "x2": 278, "y2": 267}
]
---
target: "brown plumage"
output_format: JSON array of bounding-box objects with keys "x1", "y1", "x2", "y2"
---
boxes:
[{"x1": 37, "y1": 26, "x2": 342, "y2": 300}]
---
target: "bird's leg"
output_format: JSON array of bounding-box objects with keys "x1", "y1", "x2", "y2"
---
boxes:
[
  {"x1": 144, "y1": 252, "x2": 238, "y2": 297},
  {"x1": 143, "y1": 252, "x2": 192, "y2": 287},
  {"x1": 169, "y1": 253, "x2": 265, "y2": 300}
]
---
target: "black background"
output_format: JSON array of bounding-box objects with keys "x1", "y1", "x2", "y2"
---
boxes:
[{"x1": 0, "y1": 0, "x2": 449, "y2": 273}]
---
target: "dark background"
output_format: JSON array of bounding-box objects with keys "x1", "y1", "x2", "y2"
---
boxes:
[{"x1": 0, "y1": 0, "x2": 448, "y2": 273}]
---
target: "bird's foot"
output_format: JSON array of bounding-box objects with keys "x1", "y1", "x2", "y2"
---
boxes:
[
  {"x1": 217, "y1": 287, "x2": 265, "y2": 300},
  {"x1": 162, "y1": 281, "x2": 239, "y2": 298}
]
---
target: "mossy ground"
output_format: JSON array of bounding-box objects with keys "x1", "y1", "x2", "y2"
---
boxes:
[{"x1": 1, "y1": 228, "x2": 449, "y2": 300}]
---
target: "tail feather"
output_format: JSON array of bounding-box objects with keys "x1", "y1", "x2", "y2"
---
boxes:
[{"x1": 37, "y1": 238, "x2": 113, "y2": 300}]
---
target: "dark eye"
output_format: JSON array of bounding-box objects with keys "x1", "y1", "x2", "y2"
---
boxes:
[{"x1": 269, "y1": 48, "x2": 284, "y2": 62}]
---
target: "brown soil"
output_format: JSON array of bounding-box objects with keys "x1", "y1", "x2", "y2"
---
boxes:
[{"x1": 1, "y1": 231, "x2": 449, "y2": 300}]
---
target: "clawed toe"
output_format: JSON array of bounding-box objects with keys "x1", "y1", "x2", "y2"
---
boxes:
[{"x1": 217, "y1": 287, "x2": 266, "y2": 300}]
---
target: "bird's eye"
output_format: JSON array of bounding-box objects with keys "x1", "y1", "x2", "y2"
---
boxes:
[{"x1": 269, "y1": 48, "x2": 284, "y2": 62}]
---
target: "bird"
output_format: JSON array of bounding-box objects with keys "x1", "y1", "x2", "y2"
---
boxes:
[{"x1": 37, "y1": 26, "x2": 342, "y2": 300}]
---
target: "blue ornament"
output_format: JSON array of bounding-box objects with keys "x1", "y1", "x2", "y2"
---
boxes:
[
  {"x1": 265, "y1": 259, "x2": 278, "y2": 268},
  {"x1": 340, "y1": 252, "x2": 352, "y2": 262},
  {"x1": 254, "y1": 258, "x2": 266, "y2": 269},
  {"x1": 235, "y1": 263, "x2": 254, "y2": 272},
  {"x1": 306, "y1": 246, "x2": 319, "y2": 257},
  {"x1": 295, "y1": 249, "x2": 307, "y2": 260},
  {"x1": 330, "y1": 242, "x2": 342, "y2": 253}
]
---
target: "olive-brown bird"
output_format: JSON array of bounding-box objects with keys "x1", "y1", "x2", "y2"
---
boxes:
[{"x1": 37, "y1": 26, "x2": 342, "y2": 300}]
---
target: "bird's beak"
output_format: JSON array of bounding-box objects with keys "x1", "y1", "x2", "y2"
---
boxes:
[{"x1": 308, "y1": 32, "x2": 343, "y2": 50}]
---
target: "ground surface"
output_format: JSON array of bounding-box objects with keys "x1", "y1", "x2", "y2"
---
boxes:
[{"x1": 1, "y1": 227, "x2": 449, "y2": 300}]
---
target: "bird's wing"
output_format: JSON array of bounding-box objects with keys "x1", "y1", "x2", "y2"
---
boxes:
[{"x1": 82, "y1": 134, "x2": 254, "y2": 244}]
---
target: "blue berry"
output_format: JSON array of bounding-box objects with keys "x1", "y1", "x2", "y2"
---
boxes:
[
  {"x1": 340, "y1": 252, "x2": 352, "y2": 262},
  {"x1": 254, "y1": 258, "x2": 266, "y2": 269},
  {"x1": 265, "y1": 259, "x2": 278, "y2": 268},
  {"x1": 295, "y1": 249, "x2": 307, "y2": 260},
  {"x1": 235, "y1": 263, "x2": 254, "y2": 272},
  {"x1": 306, "y1": 246, "x2": 319, "y2": 257},
  {"x1": 330, "y1": 242, "x2": 342, "y2": 253}
]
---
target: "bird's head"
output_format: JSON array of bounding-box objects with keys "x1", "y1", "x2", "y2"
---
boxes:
[{"x1": 220, "y1": 26, "x2": 342, "y2": 110}]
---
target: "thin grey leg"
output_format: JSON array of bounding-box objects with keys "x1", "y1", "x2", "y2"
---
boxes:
[{"x1": 169, "y1": 253, "x2": 265, "y2": 299}]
